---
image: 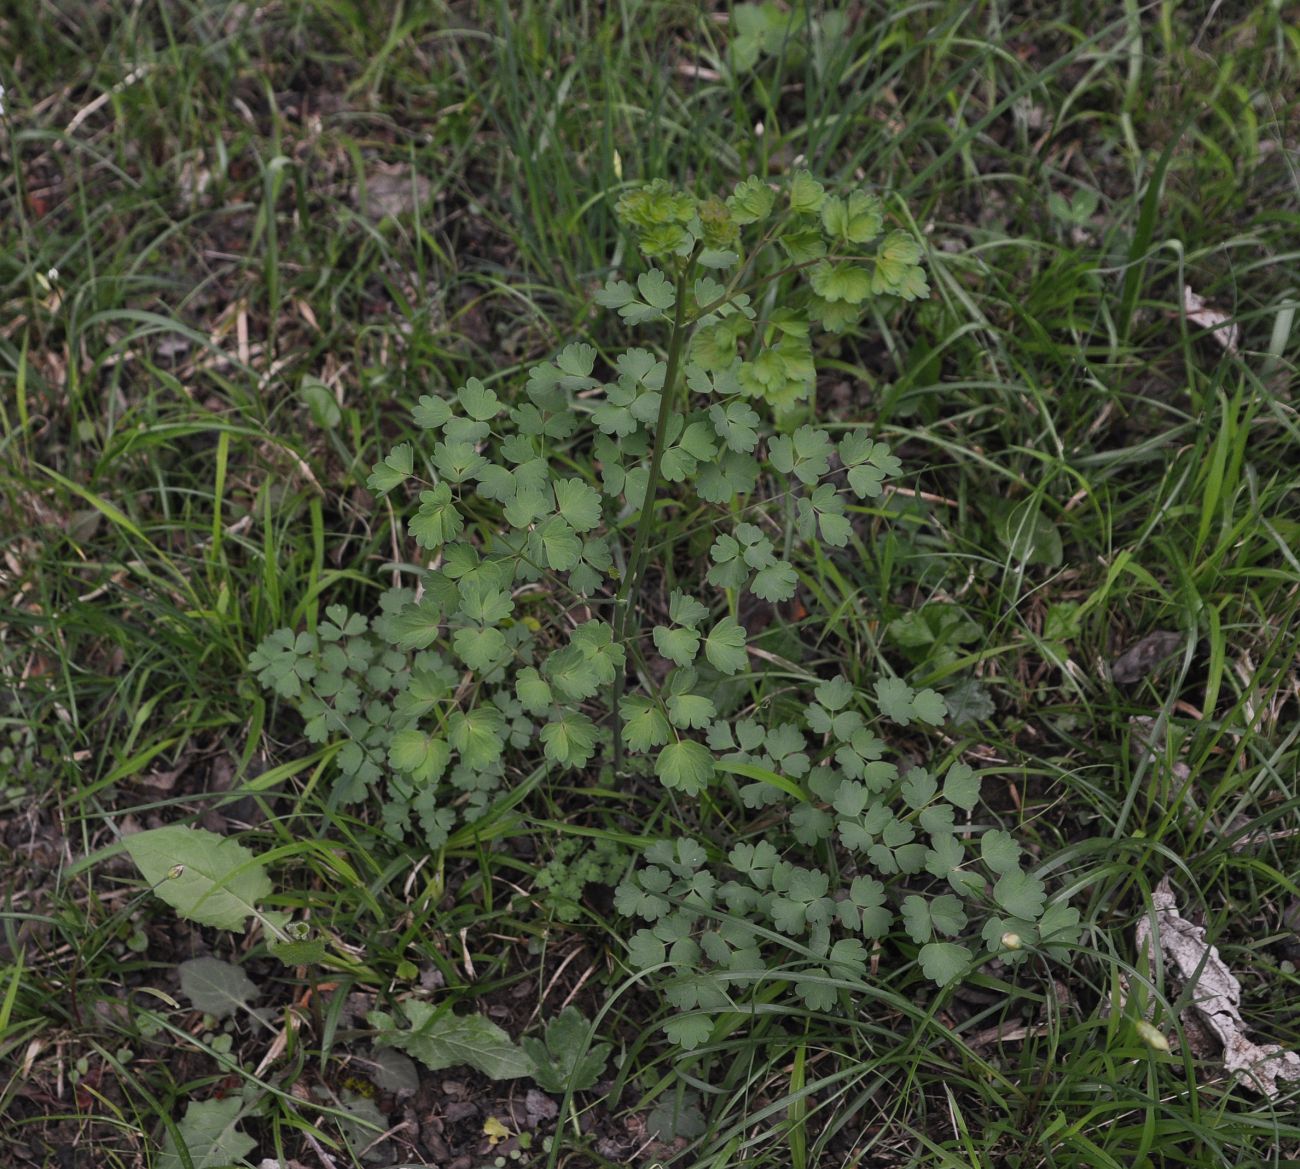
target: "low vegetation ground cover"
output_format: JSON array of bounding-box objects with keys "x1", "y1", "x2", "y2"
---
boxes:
[{"x1": 2, "y1": 3, "x2": 1298, "y2": 1167}]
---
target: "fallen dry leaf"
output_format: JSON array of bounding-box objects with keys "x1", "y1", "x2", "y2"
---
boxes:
[
  {"x1": 1182, "y1": 285, "x2": 1239, "y2": 353},
  {"x1": 1137, "y1": 876, "x2": 1300, "y2": 1097}
]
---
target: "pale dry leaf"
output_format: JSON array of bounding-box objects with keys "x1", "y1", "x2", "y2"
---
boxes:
[
  {"x1": 1137, "y1": 876, "x2": 1300, "y2": 1097},
  {"x1": 1182, "y1": 285, "x2": 1239, "y2": 353}
]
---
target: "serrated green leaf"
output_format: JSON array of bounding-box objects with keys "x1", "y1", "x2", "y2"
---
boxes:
[
  {"x1": 653, "y1": 624, "x2": 700, "y2": 667},
  {"x1": 703, "y1": 616, "x2": 748, "y2": 674},
  {"x1": 158, "y1": 1097, "x2": 257, "y2": 1169},
  {"x1": 551, "y1": 477, "x2": 602, "y2": 532},
  {"x1": 656, "y1": 740, "x2": 715, "y2": 794},
  {"x1": 667, "y1": 692, "x2": 716, "y2": 730},
  {"x1": 708, "y1": 401, "x2": 761, "y2": 453},
  {"x1": 820, "y1": 190, "x2": 883, "y2": 243},
  {"x1": 408, "y1": 484, "x2": 464, "y2": 550},
  {"x1": 942, "y1": 762, "x2": 981, "y2": 811},
  {"x1": 900, "y1": 766, "x2": 937, "y2": 809},
  {"x1": 458, "y1": 377, "x2": 502, "y2": 420},
  {"x1": 911, "y1": 688, "x2": 947, "y2": 725},
  {"x1": 449, "y1": 706, "x2": 506, "y2": 768},
  {"x1": 980, "y1": 830, "x2": 1021, "y2": 874},
  {"x1": 452, "y1": 625, "x2": 508, "y2": 672},
  {"x1": 728, "y1": 175, "x2": 775, "y2": 224},
  {"x1": 901, "y1": 894, "x2": 932, "y2": 943},
  {"x1": 789, "y1": 169, "x2": 825, "y2": 214},
  {"x1": 522, "y1": 1007, "x2": 611, "y2": 1094},
  {"x1": 751, "y1": 559, "x2": 797, "y2": 602},
  {"x1": 125, "y1": 827, "x2": 270, "y2": 933},
  {"x1": 177, "y1": 957, "x2": 257, "y2": 1020},
  {"x1": 918, "y1": 942, "x2": 971, "y2": 987},
  {"x1": 994, "y1": 870, "x2": 1046, "y2": 920},
  {"x1": 367, "y1": 443, "x2": 412, "y2": 494},
  {"x1": 413, "y1": 394, "x2": 452, "y2": 429},
  {"x1": 515, "y1": 667, "x2": 552, "y2": 715},
  {"x1": 668, "y1": 590, "x2": 709, "y2": 628},
  {"x1": 370, "y1": 1002, "x2": 534, "y2": 1079},
  {"x1": 810, "y1": 260, "x2": 872, "y2": 304},
  {"x1": 620, "y1": 696, "x2": 671, "y2": 753},
  {"x1": 663, "y1": 1013, "x2": 713, "y2": 1050},
  {"x1": 540, "y1": 710, "x2": 599, "y2": 768},
  {"x1": 874, "y1": 676, "x2": 915, "y2": 724}
]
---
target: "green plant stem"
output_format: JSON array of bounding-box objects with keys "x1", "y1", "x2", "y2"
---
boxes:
[{"x1": 611, "y1": 260, "x2": 695, "y2": 776}]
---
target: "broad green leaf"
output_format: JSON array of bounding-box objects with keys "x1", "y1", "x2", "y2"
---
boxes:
[
  {"x1": 809, "y1": 261, "x2": 871, "y2": 304},
  {"x1": 457, "y1": 577, "x2": 513, "y2": 624},
  {"x1": 656, "y1": 740, "x2": 715, "y2": 794},
  {"x1": 432, "y1": 439, "x2": 487, "y2": 483},
  {"x1": 515, "y1": 667, "x2": 553, "y2": 715},
  {"x1": 874, "y1": 676, "x2": 916, "y2": 724},
  {"x1": 704, "y1": 617, "x2": 747, "y2": 675},
  {"x1": 708, "y1": 401, "x2": 760, "y2": 453},
  {"x1": 901, "y1": 894, "x2": 932, "y2": 943},
  {"x1": 458, "y1": 377, "x2": 503, "y2": 420},
  {"x1": 448, "y1": 706, "x2": 506, "y2": 768},
  {"x1": 663, "y1": 1013, "x2": 713, "y2": 1050},
  {"x1": 929, "y1": 894, "x2": 967, "y2": 936},
  {"x1": 911, "y1": 688, "x2": 947, "y2": 725},
  {"x1": 534, "y1": 515, "x2": 583, "y2": 570},
  {"x1": 900, "y1": 767, "x2": 937, "y2": 809},
  {"x1": 994, "y1": 870, "x2": 1047, "y2": 920},
  {"x1": 620, "y1": 696, "x2": 671, "y2": 753},
  {"x1": 125, "y1": 826, "x2": 270, "y2": 933},
  {"x1": 751, "y1": 559, "x2": 797, "y2": 602},
  {"x1": 540, "y1": 710, "x2": 599, "y2": 768},
  {"x1": 654, "y1": 624, "x2": 700, "y2": 667},
  {"x1": 552, "y1": 478, "x2": 602, "y2": 532},
  {"x1": 408, "y1": 484, "x2": 464, "y2": 550},
  {"x1": 638, "y1": 267, "x2": 676, "y2": 309},
  {"x1": 370, "y1": 1002, "x2": 534, "y2": 1079},
  {"x1": 177, "y1": 957, "x2": 257, "y2": 1020},
  {"x1": 366, "y1": 442, "x2": 412, "y2": 494},
  {"x1": 388, "y1": 728, "x2": 450, "y2": 782},
  {"x1": 1037, "y1": 901, "x2": 1083, "y2": 959},
  {"x1": 918, "y1": 942, "x2": 971, "y2": 987},
  {"x1": 942, "y1": 762, "x2": 981, "y2": 812},
  {"x1": 627, "y1": 929, "x2": 666, "y2": 969},
  {"x1": 980, "y1": 830, "x2": 1021, "y2": 875},
  {"x1": 521, "y1": 1007, "x2": 612, "y2": 1094},
  {"x1": 158, "y1": 1098, "x2": 257, "y2": 1169},
  {"x1": 412, "y1": 393, "x2": 452, "y2": 429},
  {"x1": 667, "y1": 692, "x2": 716, "y2": 730},
  {"x1": 668, "y1": 590, "x2": 709, "y2": 628},
  {"x1": 452, "y1": 625, "x2": 508, "y2": 672}
]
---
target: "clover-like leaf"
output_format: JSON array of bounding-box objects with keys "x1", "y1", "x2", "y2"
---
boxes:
[
  {"x1": 980, "y1": 830, "x2": 1021, "y2": 875},
  {"x1": 540, "y1": 710, "x2": 599, "y2": 768},
  {"x1": 728, "y1": 176, "x2": 775, "y2": 224},
  {"x1": 942, "y1": 762, "x2": 980, "y2": 812},
  {"x1": 994, "y1": 870, "x2": 1047, "y2": 920},
  {"x1": 367, "y1": 442, "x2": 412, "y2": 494}
]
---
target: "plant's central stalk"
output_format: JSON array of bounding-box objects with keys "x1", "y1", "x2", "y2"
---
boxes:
[{"x1": 611, "y1": 261, "x2": 694, "y2": 775}]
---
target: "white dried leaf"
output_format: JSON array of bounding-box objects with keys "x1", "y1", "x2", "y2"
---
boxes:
[
  {"x1": 1182, "y1": 286, "x2": 1239, "y2": 353},
  {"x1": 1137, "y1": 877, "x2": 1300, "y2": 1097}
]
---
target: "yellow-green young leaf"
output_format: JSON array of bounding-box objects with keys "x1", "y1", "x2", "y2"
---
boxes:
[
  {"x1": 388, "y1": 729, "x2": 450, "y2": 782},
  {"x1": 809, "y1": 261, "x2": 871, "y2": 305},
  {"x1": 124, "y1": 827, "x2": 270, "y2": 933},
  {"x1": 656, "y1": 740, "x2": 715, "y2": 794},
  {"x1": 727, "y1": 176, "x2": 775, "y2": 224},
  {"x1": 820, "y1": 189, "x2": 883, "y2": 244},
  {"x1": 789, "y1": 169, "x2": 826, "y2": 214}
]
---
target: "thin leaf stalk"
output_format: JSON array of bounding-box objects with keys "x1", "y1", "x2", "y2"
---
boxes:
[{"x1": 611, "y1": 260, "x2": 695, "y2": 775}]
